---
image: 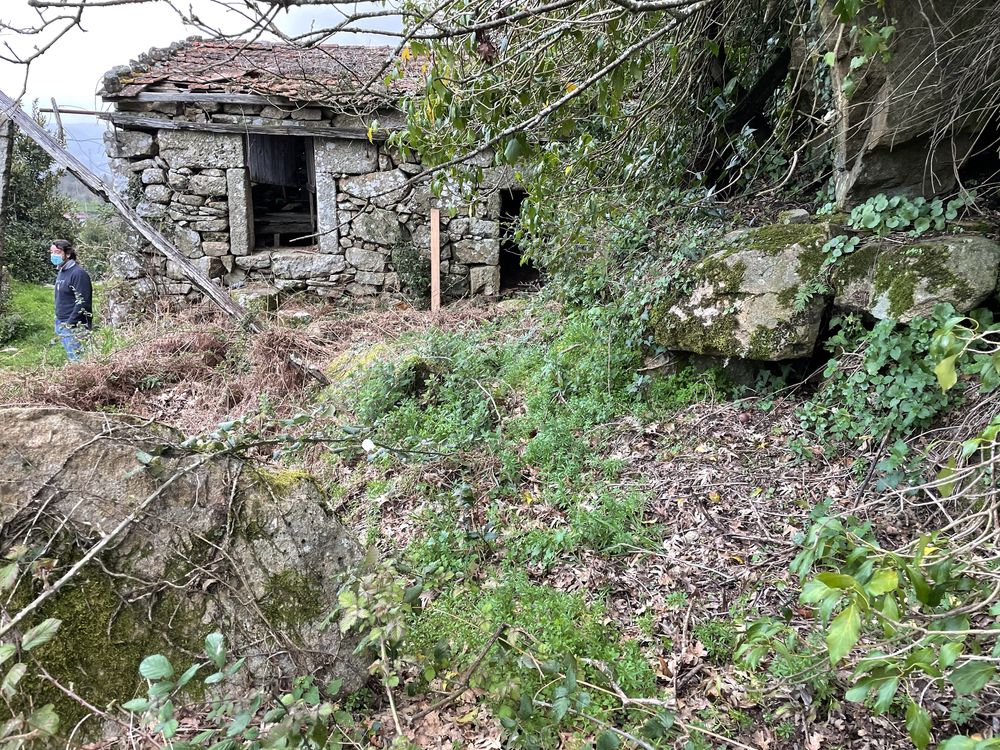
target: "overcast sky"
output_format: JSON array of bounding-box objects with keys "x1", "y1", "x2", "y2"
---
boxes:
[{"x1": 0, "y1": 1, "x2": 400, "y2": 118}]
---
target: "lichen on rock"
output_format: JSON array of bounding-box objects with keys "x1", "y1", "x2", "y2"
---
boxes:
[
  {"x1": 832, "y1": 234, "x2": 1000, "y2": 321},
  {"x1": 651, "y1": 222, "x2": 829, "y2": 361},
  {"x1": 0, "y1": 407, "x2": 370, "y2": 740}
]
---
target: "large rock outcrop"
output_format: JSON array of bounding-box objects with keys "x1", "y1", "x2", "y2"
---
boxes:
[
  {"x1": 833, "y1": 234, "x2": 1000, "y2": 322},
  {"x1": 652, "y1": 223, "x2": 829, "y2": 360},
  {"x1": 0, "y1": 407, "x2": 368, "y2": 731},
  {"x1": 824, "y1": 0, "x2": 998, "y2": 204}
]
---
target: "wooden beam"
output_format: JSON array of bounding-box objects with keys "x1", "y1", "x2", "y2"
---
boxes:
[
  {"x1": 430, "y1": 207, "x2": 441, "y2": 314},
  {"x1": 0, "y1": 91, "x2": 258, "y2": 333},
  {"x1": 102, "y1": 111, "x2": 390, "y2": 142},
  {"x1": 119, "y1": 92, "x2": 291, "y2": 106},
  {"x1": 0, "y1": 115, "x2": 13, "y2": 262}
]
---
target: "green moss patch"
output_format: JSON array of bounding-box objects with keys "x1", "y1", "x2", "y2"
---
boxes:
[{"x1": 261, "y1": 570, "x2": 324, "y2": 630}]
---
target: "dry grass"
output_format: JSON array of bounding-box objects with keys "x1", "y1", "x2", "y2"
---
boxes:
[{"x1": 0, "y1": 297, "x2": 512, "y2": 434}]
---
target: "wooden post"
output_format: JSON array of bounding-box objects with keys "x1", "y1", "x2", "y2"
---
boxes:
[
  {"x1": 430, "y1": 206, "x2": 441, "y2": 314},
  {"x1": 0, "y1": 114, "x2": 13, "y2": 262}
]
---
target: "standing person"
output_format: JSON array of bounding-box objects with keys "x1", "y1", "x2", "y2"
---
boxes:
[{"x1": 50, "y1": 239, "x2": 92, "y2": 362}]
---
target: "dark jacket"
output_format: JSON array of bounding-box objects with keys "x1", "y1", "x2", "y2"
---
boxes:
[{"x1": 54, "y1": 260, "x2": 93, "y2": 328}]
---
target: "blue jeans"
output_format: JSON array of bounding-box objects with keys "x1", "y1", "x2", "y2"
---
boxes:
[{"x1": 55, "y1": 320, "x2": 87, "y2": 362}]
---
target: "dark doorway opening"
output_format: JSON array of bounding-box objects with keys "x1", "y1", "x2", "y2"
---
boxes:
[
  {"x1": 499, "y1": 188, "x2": 539, "y2": 291},
  {"x1": 248, "y1": 134, "x2": 316, "y2": 249}
]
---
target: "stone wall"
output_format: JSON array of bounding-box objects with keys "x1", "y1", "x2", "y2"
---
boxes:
[{"x1": 105, "y1": 99, "x2": 509, "y2": 303}]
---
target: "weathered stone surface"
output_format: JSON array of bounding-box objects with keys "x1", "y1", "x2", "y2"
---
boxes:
[
  {"x1": 105, "y1": 129, "x2": 156, "y2": 158},
  {"x1": 272, "y1": 250, "x2": 348, "y2": 279},
  {"x1": 652, "y1": 223, "x2": 829, "y2": 361},
  {"x1": 315, "y1": 172, "x2": 339, "y2": 254},
  {"x1": 193, "y1": 218, "x2": 229, "y2": 232},
  {"x1": 316, "y1": 138, "x2": 379, "y2": 175},
  {"x1": 339, "y1": 169, "x2": 408, "y2": 207},
  {"x1": 823, "y1": 0, "x2": 994, "y2": 203},
  {"x1": 144, "y1": 184, "x2": 172, "y2": 203},
  {"x1": 442, "y1": 266, "x2": 470, "y2": 300},
  {"x1": 449, "y1": 217, "x2": 500, "y2": 238},
  {"x1": 833, "y1": 234, "x2": 1000, "y2": 322},
  {"x1": 141, "y1": 168, "x2": 165, "y2": 185},
  {"x1": 346, "y1": 247, "x2": 387, "y2": 273},
  {"x1": 234, "y1": 253, "x2": 272, "y2": 270},
  {"x1": 778, "y1": 208, "x2": 811, "y2": 225},
  {"x1": 0, "y1": 407, "x2": 368, "y2": 732},
  {"x1": 355, "y1": 270, "x2": 385, "y2": 286},
  {"x1": 166, "y1": 256, "x2": 224, "y2": 280},
  {"x1": 353, "y1": 209, "x2": 405, "y2": 248},
  {"x1": 110, "y1": 251, "x2": 144, "y2": 280},
  {"x1": 172, "y1": 226, "x2": 202, "y2": 257},
  {"x1": 221, "y1": 168, "x2": 251, "y2": 256},
  {"x1": 190, "y1": 173, "x2": 228, "y2": 196},
  {"x1": 290, "y1": 108, "x2": 323, "y2": 121},
  {"x1": 469, "y1": 265, "x2": 501, "y2": 296},
  {"x1": 159, "y1": 130, "x2": 244, "y2": 169},
  {"x1": 176, "y1": 193, "x2": 205, "y2": 206},
  {"x1": 202, "y1": 241, "x2": 230, "y2": 257},
  {"x1": 137, "y1": 201, "x2": 167, "y2": 219},
  {"x1": 453, "y1": 238, "x2": 500, "y2": 265},
  {"x1": 233, "y1": 284, "x2": 281, "y2": 311}
]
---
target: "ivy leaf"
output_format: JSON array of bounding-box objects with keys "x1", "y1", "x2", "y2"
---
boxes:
[
  {"x1": 226, "y1": 711, "x2": 252, "y2": 738},
  {"x1": 935, "y1": 355, "x2": 959, "y2": 391},
  {"x1": 949, "y1": 661, "x2": 995, "y2": 695},
  {"x1": 0, "y1": 644, "x2": 15, "y2": 668},
  {"x1": 827, "y1": 603, "x2": 861, "y2": 663},
  {"x1": 0, "y1": 562, "x2": 17, "y2": 592},
  {"x1": 21, "y1": 618, "x2": 61, "y2": 651},
  {"x1": 551, "y1": 694, "x2": 570, "y2": 722},
  {"x1": 139, "y1": 654, "x2": 174, "y2": 681},
  {"x1": 939, "y1": 641, "x2": 963, "y2": 670},
  {"x1": 905, "y1": 701, "x2": 931, "y2": 750}
]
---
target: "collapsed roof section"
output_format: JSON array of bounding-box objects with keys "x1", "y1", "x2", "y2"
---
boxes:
[{"x1": 100, "y1": 39, "x2": 427, "y2": 109}]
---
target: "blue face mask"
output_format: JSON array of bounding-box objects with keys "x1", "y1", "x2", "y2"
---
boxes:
[{"x1": 50, "y1": 253, "x2": 64, "y2": 267}]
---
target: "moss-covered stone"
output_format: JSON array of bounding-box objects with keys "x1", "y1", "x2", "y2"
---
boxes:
[
  {"x1": 651, "y1": 222, "x2": 829, "y2": 360},
  {"x1": 13, "y1": 565, "x2": 206, "y2": 733},
  {"x1": 834, "y1": 234, "x2": 1000, "y2": 321},
  {"x1": 261, "y1": 570, "x2": 325, "y2": 630}
]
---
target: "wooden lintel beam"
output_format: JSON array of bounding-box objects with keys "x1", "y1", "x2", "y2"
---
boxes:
[{"x1": 102, "y1": 111, "x2": 391, "y2": 142}]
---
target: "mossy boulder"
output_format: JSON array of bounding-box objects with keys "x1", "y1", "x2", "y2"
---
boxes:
[
  {"x1": 832, "y1": 234, "x2": 1000, "y2": 322},
  {"x1": 0, "y1": 407, "x2": 369, "y2": 735},
  {"x1": 651, "y1": 223, "x2": 829, "y2": 361}
]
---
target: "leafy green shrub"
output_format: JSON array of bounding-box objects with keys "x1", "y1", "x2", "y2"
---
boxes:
[
  {"x1": 846, "y1": 191, "x2": 974, "y2": 236},
  {"x1": 796, "y1": 311, "x2": 954, "y2": 461},
  {"x1": 3, "y1": 118, "x2": 77, "y2": 283},
  {"x1": 0, "y1": 266, "x2": 23, "y2": 345}
]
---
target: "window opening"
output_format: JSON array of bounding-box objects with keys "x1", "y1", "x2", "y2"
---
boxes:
[
  {"x1": 499, "y1": 188, "x2": 538, "y2": 291},
  {"x1": 248, "y1": 134, "x2": 316, "y2": 249}
]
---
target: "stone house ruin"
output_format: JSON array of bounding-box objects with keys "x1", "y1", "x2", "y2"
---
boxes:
[{"x1": 99, "y1": 40, "x2": 532, "y2": 303}]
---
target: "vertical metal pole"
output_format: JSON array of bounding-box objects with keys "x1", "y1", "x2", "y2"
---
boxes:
[{"x1": 430, "y1": 206, "x2": 441, "y2": 314}]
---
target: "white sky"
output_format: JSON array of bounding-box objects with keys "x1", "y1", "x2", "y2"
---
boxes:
[{"x1": 0, "y1": 1, "x2": 400, "y2": 122}]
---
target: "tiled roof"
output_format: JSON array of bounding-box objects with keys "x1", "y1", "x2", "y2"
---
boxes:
[{"x1": 102, "y1": 40, "x2": 426, "y2": 106}]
